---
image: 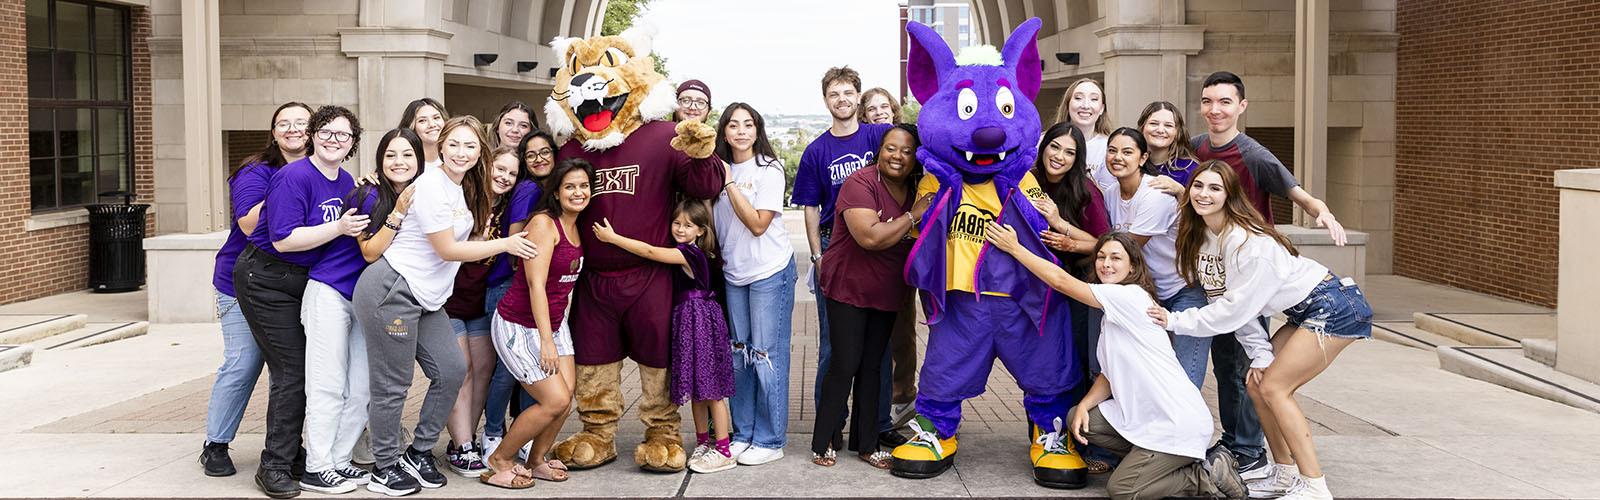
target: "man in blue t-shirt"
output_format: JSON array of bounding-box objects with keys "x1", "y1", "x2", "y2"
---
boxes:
[{"x1": 789, "y1": 66, "x2": 898, "y2": 446}]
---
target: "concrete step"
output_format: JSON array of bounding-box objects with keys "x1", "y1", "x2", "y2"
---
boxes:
[
  {"x1": 1438, "y1": 345, "x2": 1600, "y2": 414},
  {"x1": 1372, "y1": 320, "x2": 1464, "y2": 351},
  {"x1": 1413, "y1": 312, "x2": 1521, "y2": 347},
  {"x1": 0, "y1": 314, "x2": 88, "y2": 345},
  {"x1": 30, "y1": 321, "x2": 149, "y2": 351},
  {"x1": 0, "y1": 344, "x2": 34, "y2": 373},
  {"x1": 1522, "y1": 338, "x2": 1557, "y2": 367}
]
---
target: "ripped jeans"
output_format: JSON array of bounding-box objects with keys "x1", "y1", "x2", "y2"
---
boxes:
[{"x1": 726, "y1": 258, "x2": 798, "y2": 449}]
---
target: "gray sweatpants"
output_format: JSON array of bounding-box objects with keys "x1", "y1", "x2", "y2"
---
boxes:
[
  {"x1": 1082, "y1": 406, "x2": 1225, "y2": 500},
  {"x1": 354, "y1": 258, "x2": 465, "y2": 469}
]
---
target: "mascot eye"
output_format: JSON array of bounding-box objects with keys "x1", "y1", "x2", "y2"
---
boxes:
[
  {"x1": 957, "y1": 88, "x2": 977, "y2": 120},
  {"x1": 603, "y1": 48, "x2": 629, "y2": 66},
  {"x1": 996, "y1": 87, "x2": 1016, "y2": 118}
]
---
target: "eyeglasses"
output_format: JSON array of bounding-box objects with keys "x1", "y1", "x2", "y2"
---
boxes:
[
  {"x1": 677, "y1": 98, "x2": 709, "y2": 110},
  {"x1": 273, "y1": 120, "x2": 309, "y2": 132},
  {"x1": 315, "y1": 130, "x2": 353, "y2": 143},
  {"x1": 525, "y1": 148, "x2": 555, "y2": 160}
]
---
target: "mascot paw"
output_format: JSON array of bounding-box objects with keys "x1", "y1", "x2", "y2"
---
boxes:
[
  {"x1": 634, "y1": 436, "x2": 688, "y2": 472},
  {"x1": 669, "y1": 120, "x2": 717, "y2": 159},
  {"x1": 552, "y1": 432, "x2": 618, "y2": 470}
]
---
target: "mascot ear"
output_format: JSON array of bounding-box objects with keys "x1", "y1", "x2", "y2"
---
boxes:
[
  {"x1": 907, "y1": 21, "x2": 954, "y2": 105},
  {"x1": 550, "y1": 36, "x2": 579, "y2": 60},
  {"x1": 621, "y1": 23, "x2": 659, "y2": 56},
  {"x1": 1001, "y1": 17, "x2": 1043, "y2": 102}
]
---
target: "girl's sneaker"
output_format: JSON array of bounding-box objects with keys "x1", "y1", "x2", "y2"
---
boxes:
[
  {"x1": 1278, "y1": 475, "x2": 1332, "y2": 500},
  {"x1": 445, "y1": 441, "x2": 488, "y2": 477},
  {"x1": 1248, "y1": 464, "x2": 1301, "y2": 499},
  {"x1": 689, "y1": 449, "x2": 738, "y2": 474},
  {"x1": 690, "y1": 443, "x2": 711, "y2": 462}
]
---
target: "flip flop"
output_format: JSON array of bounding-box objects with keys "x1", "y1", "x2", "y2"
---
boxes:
[
  {"x1": 529, "y1": 461, "x2": 569, "y2": 482},
  {"x1": 860, "y1": 450, "x2": 893, "y2": 470},
  {"x1": 812, "y1": 449, "x2": 837, "y2": 467},
  {"x1": 479, "y1": 464, "x2": 535, "y2": 490}
]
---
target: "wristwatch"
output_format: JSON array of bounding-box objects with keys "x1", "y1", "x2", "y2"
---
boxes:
[{"x1": 810, "y1": 254, "x2": 821, "y2": 263}]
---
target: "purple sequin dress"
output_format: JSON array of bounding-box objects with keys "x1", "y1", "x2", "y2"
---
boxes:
[{"x1": 670, "y1": 243, "x2": 735, "y2": 405}]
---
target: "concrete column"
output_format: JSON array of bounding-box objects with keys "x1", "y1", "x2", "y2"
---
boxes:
[
  {"x1": 1556, "y1": 169, "x2": 1600, "y2": 384},
  {"x1": 180, "y1": 0, "x2": 223, "y2": 233},
  {"x1": 340, "y1": 27, "x2": 454, "y2": 175},
  {"x1": 1293, "y1": 0, "x2": 1330, "y2": 225},
  {"x1": 1094, "y1": 0, "x2": 1202, "y2": 126}
]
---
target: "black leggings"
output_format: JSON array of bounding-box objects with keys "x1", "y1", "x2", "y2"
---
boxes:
[{"x1": 811, "y1": 297, "x2": 895, "y2": 455}]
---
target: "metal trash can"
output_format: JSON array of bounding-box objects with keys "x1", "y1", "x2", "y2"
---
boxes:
[{"x1": 86, "y1": 191, "x2": 148, "y2": 293}]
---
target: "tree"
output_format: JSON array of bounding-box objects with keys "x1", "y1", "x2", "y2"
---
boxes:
[
  {"x1": 601, "y1": 0, "x2": 670, "y2": 77},
  {"x1": 900, "y1": 95, "x2": 922, "y2": 124}
]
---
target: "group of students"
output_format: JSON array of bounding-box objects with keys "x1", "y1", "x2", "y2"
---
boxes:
[{"x1": 199, "y1": 64, "x2": 1368, "y2": 500}]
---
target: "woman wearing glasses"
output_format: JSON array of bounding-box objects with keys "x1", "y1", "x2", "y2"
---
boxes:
[
  {"x1": 675, "y1": 80, "x2": 713, "y2": 124},
  {"x1": 233, "y1": 105, "x2": 370, "y2": 498}
]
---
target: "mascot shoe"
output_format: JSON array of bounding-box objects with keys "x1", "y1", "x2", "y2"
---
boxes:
[
  {"x1": 890, "y1": 416, "x2": 959, "y2": 479},
  {"x1": 1029, "y1": 418, "x2": 1087, "y2": 489}
]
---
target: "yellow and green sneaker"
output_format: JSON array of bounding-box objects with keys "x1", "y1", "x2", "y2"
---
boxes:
[
  {"x1": 1029, "y1": 418, "x2": 1087, "y2": 489},
  {"x1": 890, "y1": 416, "x2": 959, "y2": 479}
]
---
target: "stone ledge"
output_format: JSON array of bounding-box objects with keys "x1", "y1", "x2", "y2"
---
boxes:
[
  {"x1": 339, "y1": 27, "x2": 455, "y2": 60},
  {"x1": 142, "y1": 230, "x2": 227, "y2": 250},
  {"x1": 1278, "y1": 223, "x2": 1370, "y2": 246},
  {"x1": 25, "y1": 209, "x2": 89, "y2": 232},
  {"x1": 1555, "y1": 168, "x2": 1600, "y2": 192}
]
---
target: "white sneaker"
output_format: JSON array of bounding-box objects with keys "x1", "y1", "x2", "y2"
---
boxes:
[
  {"x1": 727, "y1": 441, "x2": 753, "y2": 459},
  {"x1": 516, "y1": 441, "x2": 533, "y2": 463},
  {"x1": 1249, "y1": 464, "x2": 1301, "y2": 499},
  {"x1": 890, "y1": 402, "x2": 918, "y2": 428},
  {"x1": 689, "y1": 449, "x2": 738, "y2": 473},
  {"x1": 689, "y1": 443, "x2": 710, "y2": 462},
  {"x1": 734, "y1": 446, "x2": 783, "y2": 465},
  {"x1": 1278, "y1": 475, "x2": 1332, "y2": 500},
  {"x1": 480, "y1": 433, "x2": 503, "y2": 459}
]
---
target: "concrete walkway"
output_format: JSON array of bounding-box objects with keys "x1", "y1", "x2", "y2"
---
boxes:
[{"x1": 0, "y1": 217, "x2": 1595, "y2": 498}]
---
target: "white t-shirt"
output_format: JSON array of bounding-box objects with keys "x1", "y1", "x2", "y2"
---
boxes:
[
  {"x1": 385, "y1": 168, "x2": 475, "y2": 311},
  {"x1": 1169, "y1": 226, "x2": 1329, "y2": 368},
  {"x1": 1086, "y1": 134, "x2": 1108, "y2": 176},
  {"x1": 1090, "y1": 283, "x2": 1213, "y2": 460},
  {"x1": 715, "y1": 155, "x2": 793, "y2": 286},
  {"x1": 1102, "y1": 179, "x2": 1183, "y2": 299}
]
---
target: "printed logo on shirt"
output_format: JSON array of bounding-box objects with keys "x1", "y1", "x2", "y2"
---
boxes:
[
  {"x1": 594, "y1": 165, "x2": 641, "y2": 196},
  {"x1": 317, "y1": 197, "x2": 344, "y2": 223},
  {"x1": 1024, "y1": 185, "x2": 1045, "y2": 199},
  {"x1": 948, "y1": 203, "x2": 997, "y2": 243},
  {"x1": 1199, "y1": 252, "x2": 1226, "y2": 298},
  {"x1": 559, "y1": 256, "x2": 584, "y2": 283},
  {"x1": 828, "y1": 152, "x2": 874, "y2": 185}
]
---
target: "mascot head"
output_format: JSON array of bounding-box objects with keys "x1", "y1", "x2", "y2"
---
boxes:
[
  {"x1": 546, "y1": 25, "x2": 677, "y2": 151},
  {"x1": 906, "y1": 17, "x2": 1042, "y2": 184}
]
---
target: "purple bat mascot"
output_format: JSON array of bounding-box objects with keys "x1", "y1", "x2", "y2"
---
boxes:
[{"x1": 891, "y1": 17, "x2": 1087, "y2": 489}]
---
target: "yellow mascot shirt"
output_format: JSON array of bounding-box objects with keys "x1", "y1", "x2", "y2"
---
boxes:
[{"x1": 916, "y1": 172, "x2": 1046, "y2": 295}]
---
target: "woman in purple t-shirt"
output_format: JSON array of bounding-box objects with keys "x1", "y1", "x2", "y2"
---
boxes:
[
  {"x1": 812, "y1": 124, "x2": 929, "y2": 469},
  {"x1": 232, "y1": 105, "x2": 370, "y2": 497},
  {"x1": 201, "y1": 101, "x2": 311, "y2": 477}
]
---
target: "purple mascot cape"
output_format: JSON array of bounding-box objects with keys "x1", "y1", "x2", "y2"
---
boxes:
[{"x1": 890, "y1": 17, "x2": 1088, "y2": 490}]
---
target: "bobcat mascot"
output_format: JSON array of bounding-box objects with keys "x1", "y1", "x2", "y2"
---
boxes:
[
  {"x1": 543, "y1": 25, "x2": 723, "y2": 473},
  {"x1": 893, "y1": 18, "x2": 1088, "y2": 489}
]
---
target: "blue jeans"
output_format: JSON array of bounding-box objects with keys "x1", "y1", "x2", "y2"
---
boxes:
[
  {"x1": 729, "y1": 258, "x2": 797, "y2": 449},
  {"x1": 1162, "y1": 286, "x2": 1213, "y2": 389},
  {"x1": 1284, "y1": 274, "x2": 1373, "y2": 339},
  {"x1": 481, "y1": 279, "x2": 533, "y2": 438},
  {"x1": 205, "y1": 290, "x2": 264, "y2": 444}
]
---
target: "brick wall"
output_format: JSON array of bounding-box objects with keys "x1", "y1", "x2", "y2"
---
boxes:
[
  {"x1": 0, "y1": 3, "x2": 154, "y2": 305},
  {"x1": 1394, "y1": 0, "x2": 1600, "y2": 307}
]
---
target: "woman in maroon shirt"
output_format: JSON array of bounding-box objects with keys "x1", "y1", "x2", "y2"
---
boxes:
[{"x1": 811, "y1": 124, "x2": 931, "y2": 469}]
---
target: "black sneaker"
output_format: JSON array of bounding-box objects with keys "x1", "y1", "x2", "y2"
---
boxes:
[
  {"x1": 255, "y1": 468, "x2": 301, "y2": 499},
  {"x1": 400, "y1": 445, "x2": 447, "y2": 488},
  {"x1": 334, "y1": 464, "x2": 371, "y2": 485},
  {"x1": 199, "y1": 441, "x2": 235, "y2": 477},
  {"x1": 878, "y1": 430, "x2": 910, "y2": 448},
  {"x1": 366, "y1": 464, "x2": 421, "y2": 497},
  {"x1": 299, "y1": 469, "x2": 356, "y2": 495},
  {"x1": 1236, "y1": 452, "x2": 1272, "y2": 481}
]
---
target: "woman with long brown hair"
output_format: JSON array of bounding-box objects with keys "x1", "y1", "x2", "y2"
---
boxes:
[{"x1": 1152, "y1": 161, "x2": 1373, "y2": 500}]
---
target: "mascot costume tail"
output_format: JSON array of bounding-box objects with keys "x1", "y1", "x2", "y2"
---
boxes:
[
  {"x1": 890, "y1": 18, "x2": 1087, "y2": 489},
  {"x1": 543, "y1": 25, "x2": 723, "y2": 473}
]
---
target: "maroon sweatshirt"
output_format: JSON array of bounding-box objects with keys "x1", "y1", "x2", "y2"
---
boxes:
[{"x1": 562, "y1": 120, "x2": 726, "y2": 272}]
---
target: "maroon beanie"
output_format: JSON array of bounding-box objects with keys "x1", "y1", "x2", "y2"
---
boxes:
[{"x1": 676, "y1": 79, "x2": 711, "y2": 102}]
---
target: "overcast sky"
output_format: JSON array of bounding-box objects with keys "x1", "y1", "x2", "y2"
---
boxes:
[{"x1": 640, "y1": 0, "x2": 902, "y2": 115}]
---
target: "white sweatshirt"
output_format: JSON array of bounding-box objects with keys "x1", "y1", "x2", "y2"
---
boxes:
[{"x1": 1167, "y1": 225, "x2": 1328, "y2": 368}]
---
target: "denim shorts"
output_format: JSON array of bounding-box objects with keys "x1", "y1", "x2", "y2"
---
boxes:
[
  {"x1": 1283, "y1": 274, "x2": 1373, "y2": 340},
  {"x1": 449, "y1": 315, "x2": 492, "y2": 338}
]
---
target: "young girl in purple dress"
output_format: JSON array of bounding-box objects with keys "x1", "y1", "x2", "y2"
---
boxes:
[{"x1": 591, "y1": 198, "x2": 737, "y2": 474}]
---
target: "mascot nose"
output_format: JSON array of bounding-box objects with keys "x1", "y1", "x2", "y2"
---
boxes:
[{"x1": 971, "y1": 127, "x2": 1007, "y2": 150}]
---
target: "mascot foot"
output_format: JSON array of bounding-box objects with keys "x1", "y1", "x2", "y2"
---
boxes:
[
  {"x1": 890, "y1": 416, "x2": 958, "y2": 480},
  {"x1": 1029, "y1": 419, "x2": 1087, "y2": 489},
  {"x1": 634, "y1": 434, "x2": 688, "y2": 473},
  {"x1": 552, "y1": 432, "x2": 618, "y2": 470}
]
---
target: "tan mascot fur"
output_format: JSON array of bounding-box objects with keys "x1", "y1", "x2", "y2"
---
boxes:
[{"x1": 543, "y1": 25, "x2": 723, "y2": 473}]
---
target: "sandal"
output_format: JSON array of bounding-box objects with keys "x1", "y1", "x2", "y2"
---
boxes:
[
  {"x1": 860, "y1": 450, "x2": 893, "y2": 470},
  {"x1": 479, "y1": 464, "x2": 536, "y2": 490},
  {"x1": 529, "y1": 461, "x2": 569, "y2": 482},
  {"x1": 812, "y1": 449, "x2": 837, "y2": 467},
  {"x1": 1087, "y1": 459, "x2": 1112, "y2": 474},
  {"x1": 546, "y1": 459, "x2": 568, "y2": 472}
]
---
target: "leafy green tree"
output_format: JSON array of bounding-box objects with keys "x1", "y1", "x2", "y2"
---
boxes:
[
  {"x1": 900, "y1": 95, "x2": 922, "y2": 124},
  {"x1": 601, "y1": 0, "x2": 670, "y2": 77}
]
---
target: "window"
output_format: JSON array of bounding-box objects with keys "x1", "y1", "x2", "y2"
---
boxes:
[{"x1": 27, "y1": 0, "x2": 132, "y2": 212}]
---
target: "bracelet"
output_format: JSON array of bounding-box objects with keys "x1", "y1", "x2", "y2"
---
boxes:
[
  {"x1": 384, "y1": 220, "x2": 402, "y2": 232},
  {"x1": 724, "y1": 181, "x2": 736, "y2": 190}
]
